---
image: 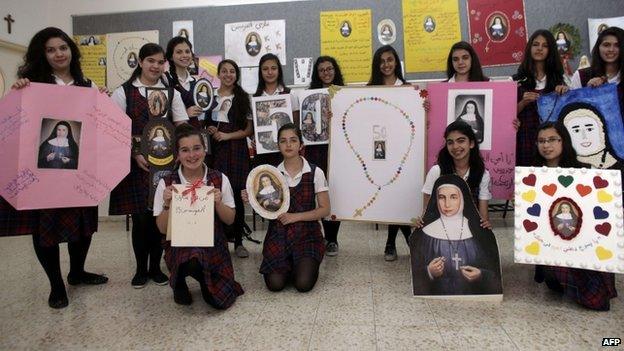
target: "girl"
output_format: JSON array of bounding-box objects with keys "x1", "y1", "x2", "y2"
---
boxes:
[
  {"x1": 421, "y1": 121, "x2": 492, "y2": 229},
  {"x1": 253, "y1": 54, "x2": 300, "y2": 167},
  {"x1": 367, "y1": 45, "x2": 411, "y2": 261},
  {"x1": 2, "y1": 27, "x2": 108, "y2": 308},
  {"x1": 37, "y1": 121, "x2": 79, "y2": 169},
  {"x1": 306, "y1": 56, "x2": 345, "y2": 256},
  {"x1": 244, "y1": 123, "x2": 330, "y2": 292},
  {"x1": 513, "y1": 30, "x2": 568, "y2": 167},
  {"x1": 533, "y1": 122, "x2": 617, "y2": 310},
  {"x1": 165, "y1": 36, "x2": 204, "y2": 128},
  {"x1": 153, "y1": 124, "x2": 243, "y2": 308},
  {"x1": 110, "y1": 43, "x2": 188, "y2": 289},
  {"x1": 206, "y1": 59, "x2": 253, "y2": 258},
  {"x1": 445, "y1": 41, "x2": 489, "y2": 83}
]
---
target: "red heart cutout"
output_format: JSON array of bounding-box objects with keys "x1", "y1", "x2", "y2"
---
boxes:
[
  {"x1": 542, "y1": 184, "x2": 557, "y2": 196},
  {"x1": 576, "y1": 184, "x2": 592, "y2": 197},
  {"x1": 523, "y1": 219, "x2": 538, "y2": 232},
  {"x1": 593, "y1": 176, "x2": 609, "y2": 189},
  {"x1": 595, "y1": 223, "x2": 611, "y2": 236},
  {"x1": 522, "y1": 174, "x2": 536, "y2": 186}
]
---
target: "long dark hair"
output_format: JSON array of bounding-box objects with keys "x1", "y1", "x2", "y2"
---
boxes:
[
  {"x1": 18, "y1": 27, "x2": 88, "y2": 85},
  {"x1": 368, "y1": 45, "x2": 405, "y2": 86},
  {"x1": 125, "y1": 43, "x2": 165, "y2": 85},
  {"x1": 165, "y1": 36, "x2": 194, "y2": 86},
  {"x1": 174, "y1": 123, "x2": 205, "y2": 155},
  {"x1": 277, "y1": 123, "x2": 303, "y2": 144},
  {"x1": 254, "y1": 53, "x2": 286, "y2": 96},
  {"x1": 436, "y1": 121, "x2": 485, "y2": 191},
  {"x1": 309, "y1": 56, "x2": 345, "y2": 88},
  {"x1": 446, "y1": 41, "x2": 488, "y2": 82},
  {"x1": 218, "y1": 59, "x2": 251, "y2": 130},
  {"x1": 533, "y1": 122, "x2": 585, "y2": 168},
  {"x1": 513, "y1": 29, "x2": 564, "y2": 92},
  {"x1": 589, "y1": 27, "x2": 624, "y2": 86}
]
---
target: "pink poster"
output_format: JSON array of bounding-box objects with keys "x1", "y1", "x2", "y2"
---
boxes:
[
  {"x1": 0, "y1": 83, "x2": 131, "y2": 210},
  {"x1": 197, "y1": 55, "x2": 223, "y2": 88},
  {"x1": 426, "y1": 81, "x2": 517, "y2": 200}
]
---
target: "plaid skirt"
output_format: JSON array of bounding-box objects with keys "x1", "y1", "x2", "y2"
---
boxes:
[
  {"x1": 163, "y1": 236, "x2": 243, "y2": 309},
  {"x1": 109, "y1": 165, "x2": 149, "y2": 215},
  {"x1": 543, "y1": 266, "x2": 617, "y2": 311},
  {"x1": 259, "y1": 220, "x2": 325, "y2": 275}
]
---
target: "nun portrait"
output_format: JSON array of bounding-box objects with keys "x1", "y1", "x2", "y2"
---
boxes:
[
  {"x1": 409, "y1": 175, "x2": 502, "y2": 296},
  {"x1": 37, "y1": 121, "x2": 80, "y2": 170}
]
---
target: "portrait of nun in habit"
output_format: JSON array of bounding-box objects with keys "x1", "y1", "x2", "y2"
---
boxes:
[{"x1": 409, "y1": 175, "x2": 502, "y2": 297}]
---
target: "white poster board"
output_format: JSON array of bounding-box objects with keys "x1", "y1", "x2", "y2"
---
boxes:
[
  {"x1": 224, "y1": 20, "x2": 286, "y2": 67},
  {"x1": 251, "y1": 95, "x2": 293, "y2": 154},
  {"x1": 300, "y1": 88, "x2": 330, "y2": 146},
  {"x1": 167, "y1": 184, "x2": 214, "y2": 247},
  {"x1": 514, "y1": 166, "x2": 624, "y2": 274},
  {"x1": 588, "y1": 16, "x2": 624, "y2": 51},
  {"x1": 106, "y1": 30, "x2": 159, "y2": 90},
  {"x1": 328, "y1": 86, "x2": 426, "y2": 225},
  {"x1": 293, "y1": 57, "x2": 313, "y2": 85}
]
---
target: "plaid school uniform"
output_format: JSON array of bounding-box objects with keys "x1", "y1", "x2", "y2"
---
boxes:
[
  {"x1": 302, "y1": 145, "x2": 328, "y2": 174},
  {"x1": 543, "y1": 266, "x2": 617, "y2": 311},
  {"x1": 162, "y1": 169, "x2": 244, "y2": 309},
  {"x1": 0, "y1": 197, "x2": 37, "y2": 236},
  {"x1": 515, "y1": 84, "x2": 543, "y2": 167},
  {"x1": 167, "y1": 73, "x2": 203, "y2": 129},
  {"x1": 260, "y1": 164, "x2": 325, "y2": 275}
]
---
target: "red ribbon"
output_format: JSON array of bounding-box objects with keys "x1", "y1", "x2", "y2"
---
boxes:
[{"x1": 182, "y1": 179, "x2": 205, "y2": 205}]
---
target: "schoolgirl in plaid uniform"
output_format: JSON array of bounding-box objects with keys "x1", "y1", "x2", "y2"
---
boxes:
[
  {"x1": 110, "y1": 43, "x2": 189, "y2": 288},
  {"x1": 252, "y1": 53, "x2": 300, "y2": 168},
  {"x1": 206, "y1": 59, "x2": 254, "y2": 258},
  {"x1": 513, "y1": 30, "x2": 569, "y2": 167},
  {"x1": 153, "y1": 124, "x2": 243, "y2": 308},
  {"x1": 1, "y1": 27, "x2": 108, "y2": 309},
  {"x1": 165, "y1": 36, "x2": 204, "y2": 129},
  {"x1": 532, "y1": 122, "x2": 617, "y2": 310},
  {"x1": 244, "y1": 123, "x2": 330, "y2": 292},
  {"x1": 305, "y1": 56, "x2": 345, "y2": 256}
]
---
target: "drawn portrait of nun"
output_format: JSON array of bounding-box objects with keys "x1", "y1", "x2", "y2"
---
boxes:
[
  {"x1": 560, "y1": 102, "x2": 622, "y2": 169},
  {"x1": 488, "y1": 16, "x2": 507, "y2": 40},
  {"x1": 456, "y1": 100, "x2": 485, "y2": 144},
  {"x1": 245, "y1": 32, "x2": 262, "y2": 56},
  {"x1": 37, "y1": 120, "x2": 80, "y2": 170},
  {"x1": 127, "y1": 52, "x2": 138, "y2": 68},
  {"x1": 409, "y1": 175, "x2": 502, "y2": 297},
  {"x1": 423, "y1": 16, "x2": 436, "y2": 33}
]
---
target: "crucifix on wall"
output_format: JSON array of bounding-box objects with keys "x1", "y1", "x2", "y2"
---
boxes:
[{"x1": 4, "y1": 14, "x2": 14, "y2": 34}]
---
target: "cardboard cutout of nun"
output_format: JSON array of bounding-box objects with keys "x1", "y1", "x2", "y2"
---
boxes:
[{"x1": 409, "y1": 175, "x2": 502, "y2": 298}]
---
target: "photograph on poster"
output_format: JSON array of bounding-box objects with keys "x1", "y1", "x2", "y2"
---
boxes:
[
  {"x1": 300, "y1": 89, "x2": 330, "y2": 145},
  {"x1": 245, "y1": 32, "x2": 262, "y2": 56},
  {"x1": 37, "y1": 118, "x2": 82, "y2": 170},
  {"x1": 377, "y1": 19, "x2": 396, "y2": 45},
  {"x1": 340, "y1": 21, "x2": 352, "y2": 37},
  {"x1": 424, "y1": 16, "x2": 436, "y2": 32},
  {"x1": 548, "y1": 197, "x2": 582, "y2": 240},
  {"x1": 447, "y1": 89, "x2": 493, "y2": 149}
]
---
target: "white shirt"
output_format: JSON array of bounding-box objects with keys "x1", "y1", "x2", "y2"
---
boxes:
[
  {"x1": 422, "y1": 165, "x2": 492, "y2": 200},
  {"x1": 177, "y1": 72, "x2": 195, "y2": 91},
  {"x1": 394, "y1": 78, "x2": 403, "y2": 86},
  {"x1": 111, "y1": 78, "x2": 189, "y2": 122},
  {"x1": 535, "y1": 75, "x2": 547, "y2": 90},
  {"x1": 570, "y1": 70, "x2": 620, "y2": 89},
  {"x1": 277, "y1": 157, "x2": 329, "y2": 193},
  {"x1": 53, "y1": 74, "x2": 97, "y2": 88},
  {"x1": 262, "y1": 85, "x2": 300, "y2": 111},
  {"x1": 153, "y1": 165, "x2": 235, "y2": 216}
]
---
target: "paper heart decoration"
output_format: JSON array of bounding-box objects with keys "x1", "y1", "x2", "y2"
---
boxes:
[
  {"x1": 523, "y1": 219, "x2": 538, "y2": 232},
  {"x1": 526, "y1": 204, "x2": 541, "y2": 217},
  {"x1": 542, "y1": 184, "x2": 557, "y2": 196},
  {"x1": 522, "y1": 174, "x2": 536, "y2": 186},
  {"x1": 595, "y1": 246, "x2": 613, "y2": 261},
  {"x1": 522, "y1": 190, "x2": 536, "y2": 203},
  {"x1": 595, "y1": 223, "x2": 612, "y2": 236},
  {"x1": 525, "y1": 241, "x2": 540, "y2": 255},
  {"x1": 557, "y1": 175, "x2": 573, "y2": 187},
  {"x1": 576, "y1": 184, "x2": 592, "y2": 197},
  {"x1": 597, "y1": 190, "x2": 613, "y2": 203},
  {"x1": 593, "y1": 176, "x2": 609, "y2": 189},
  {"x1": 593, "y1": 206, "x2": 609, "y2": 220}
]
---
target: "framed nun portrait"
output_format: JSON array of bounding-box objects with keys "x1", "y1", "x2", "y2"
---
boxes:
[
  {"x1": 145, "y1": 87, "x2": 170, "y2": 118},
  {"x1": 193, "y1": 78, "x2": 214, "y2": 111},
  {"x1": 246, "y1": 165, "x2": 290, "y2": 219}
]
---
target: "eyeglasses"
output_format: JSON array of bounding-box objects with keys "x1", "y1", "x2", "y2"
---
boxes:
[
  {"x1": 319, "y1": 67, "x2": 334, "y2": 73},
  {"x1": 536, "y1": 138, "x2": 562, "y2": 145}
]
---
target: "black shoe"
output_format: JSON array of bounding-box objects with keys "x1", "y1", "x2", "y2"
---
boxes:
[
  {"x1": 174, "y1": 282, "x2": 192, "y2": 305},
  {"x1": 131, "y1": 273, "x2": 148, "y2": 289},
  {"x1": 67, "y1": 271, "x2": 109, "y2": 286},
  {"x1": 384, "y1": 246, "x2": 397, "y2": 261},
  {"x1": 149, "y1": 270, "x2": 169, "y2": 286},
  {"x1": 48, "y1": 288, "x2": 69, "y2": 309}
]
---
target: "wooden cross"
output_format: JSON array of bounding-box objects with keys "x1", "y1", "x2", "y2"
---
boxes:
[
  {"x1": 4, "y1": 14, "x2": 14, "y2": 34},
  {"x1": 451, "y1": 252, "x2": 462, "y2": 270}
]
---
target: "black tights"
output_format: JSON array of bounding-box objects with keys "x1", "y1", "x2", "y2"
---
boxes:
[
  {"x1": 224, "y1": 189, "x2": 244, "y2": 247},
  {"x1": 322, "y1": 220, "x2": 341, "y2": 244},
  {"x1": 386, "y1": 225, "x2": 411, "y2": 248},
  {"x1": 131, "y1": 212, "x2": 163, "y2": 275},
  {"x1": 263, "y1": 258, "x2": 320, "y2": 293},
  {"x1": 176, "y1": 258, "x2": 225, "y2": 309}
]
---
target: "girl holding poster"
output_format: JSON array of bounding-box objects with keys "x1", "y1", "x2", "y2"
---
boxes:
[
  {"x1": 532, "y1": 122, "x2": 617, "y2": 310},
  {"x1": 513, "y1": 30, "x2": 568, "y2": 167},
  {"x1": 165, "y1": 36, "x2": 204, "y2": 128},
  {"x1": 2, "y1": 27, "x2": 108, "y2": 309},
  {"x1": 206, "y1": 59, "x2": 254, "y2": 259},
  {"x1": 306, "y1": 56, "x2": 345, "y2": 256},
  {"x1": 367, "y1": 45, "x2": 411, "y2": 262},
  {"x1": 109, "y1": 43, "x2": 188, "y2": 289},
  {"x1": 154, "y1": 124, "x2": 243, "y2": 308},
  {"x1": 243, "y1": 124, "x2": 330, "y2": 293}
]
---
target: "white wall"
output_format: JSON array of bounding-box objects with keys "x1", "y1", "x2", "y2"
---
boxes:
[{"x1": 0, "y1": 0, "x2": 55, "y2": 46}]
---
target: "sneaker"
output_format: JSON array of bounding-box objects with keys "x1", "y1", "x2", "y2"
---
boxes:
[
  {"x1": 131, "y1": 273, "x2": 148, "y2": 289},
  {"x1": 235, "y1": 245, "x2": 249, "y2": 258},
  {"x1": 326, "y1": 242, "x2": 339, "y2": 257},
  {"x1": 149, "y1": 271, "x2": 169, "y2": 286},
  {"x1": 384, "y1": 247, "x2": 397, "y2": 262}
]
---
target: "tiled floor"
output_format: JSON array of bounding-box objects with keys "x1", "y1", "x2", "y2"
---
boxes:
[{"x1": 1, "y1": 214, "x2": 622, "y2": 350}]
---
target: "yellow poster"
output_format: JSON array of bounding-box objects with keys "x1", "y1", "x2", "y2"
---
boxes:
[
  {"x1": 74, "y1": 35, "x2": 107, "y2": 87},
  {"x1": 320, "y1": 9, "x2": 372, "y2": 83},
  {"x1": 403, "y1": 0, "x2": 461, "y2": 73}
]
